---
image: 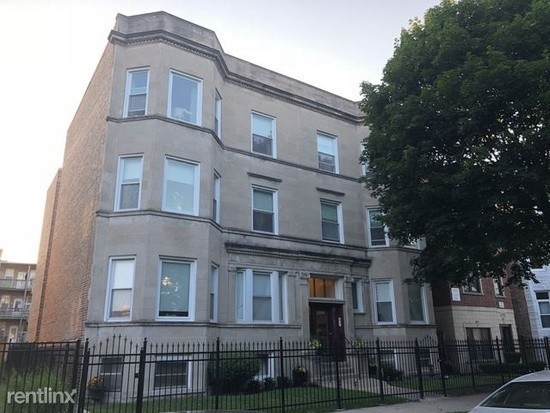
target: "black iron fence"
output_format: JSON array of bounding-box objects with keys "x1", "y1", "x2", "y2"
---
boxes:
[{"x1": 0, "y1": 335, "x2": 549, "y2": 413}]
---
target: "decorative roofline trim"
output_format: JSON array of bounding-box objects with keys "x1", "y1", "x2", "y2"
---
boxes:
[{"x1": 108, "y1": 30, "x2": 363, "y2": 124}]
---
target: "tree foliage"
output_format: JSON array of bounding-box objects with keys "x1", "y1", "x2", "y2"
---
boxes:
[{"x1": 360, "y1": 0, "x2": 549, "y2": 285}]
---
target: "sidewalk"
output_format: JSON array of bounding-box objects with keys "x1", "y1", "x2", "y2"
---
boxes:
[{"x1": 347, "y1": 393, "x2": 489, "y2": 413}]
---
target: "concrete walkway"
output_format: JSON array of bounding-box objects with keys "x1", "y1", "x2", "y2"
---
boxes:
[{"x1": 346, "y1": 393, "x2": 489, "y2": 413}]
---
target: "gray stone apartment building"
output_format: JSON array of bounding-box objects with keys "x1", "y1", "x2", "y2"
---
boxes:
[
  {"x1": 28, "y1": 11, "x2": 437, "y2": 347},
  {"x1": 0, "y1": 250, "x2": 35, "y2": 342}
]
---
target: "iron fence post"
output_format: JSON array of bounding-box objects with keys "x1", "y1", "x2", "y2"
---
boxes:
[
  {"x1": 467, "y1": 338, "x2": 477, "y2": 392},
  {"x1": 414, "y1": 338, "x2": 424, "y2": 399},
  {"x1": 437, "y1": 335, "x2": 447, "y2": 397},
  {"x1": 279, "y1": 337, "x2": 286, "y2": 413},
  {"x1": 519, "y1": 336, "x2": 530, "y2": 371},
  {"x1": 334, "y1": 344, "x2": 342, "y2": 409},
  {"x1": 215, "y1": 337, "x2": 220, "y2": 410},
  {"x1": 68, "y1": 339, "x2": 81, "y2": 413},
  {"x1": 76, "y1": 339, "x2": 90, "y2": 413},
  {"x1": 135, "y1": 338, "x2": 147, "y2": 413},
  {"x1": 495, "y1": 338, "x2": 505, "y2": 385},
  {"x1": 375, "y1": 338, "x2": 384, "y2": 401}
]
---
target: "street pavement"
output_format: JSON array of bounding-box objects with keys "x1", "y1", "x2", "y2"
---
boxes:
[{"x1": 346, "y1": 393, "x2": 489, "y2": 413}]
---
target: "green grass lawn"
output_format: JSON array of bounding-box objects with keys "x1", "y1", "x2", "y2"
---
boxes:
[
  {"x1": 78, "y1": 387, "x2": 405, "y2": 413},
  {"x1": 394, "y1": 374, "x2": 507, "y2": 394}
]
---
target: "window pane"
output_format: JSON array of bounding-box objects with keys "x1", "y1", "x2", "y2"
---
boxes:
[
  {"x1": 253, "y1": 211, "x2": 274, "y2": 232},
  {"x1": 253, "y1": 190, "x2": 273, "y2": 212},
  {"x1": 318, "y1": 153, "x2": 336, "y2": 172},
  {"x1": 236, "y1": 271, "x2": 244, "y2": 320},
  {"x1": 539, "y1": 301, "x2": 550, "y2": 314},
  {"x1": 351, "y1": 282, "x2": 359, "y2": 310},
  {"x1": 321, "y1": 203, "x2": 337, "y2": 220},
  {"x1": 131, "y1": 71, "x2": 148, "y2": 94},
  {"x1": 252, "y1": 114, "x2": 273, "y2": 138},
  {"x1": 120, "y1": 184, "x2": 139, "y2": 210},
  {"x1": 317, "y1": 135, "x2": 334, "y2": 154},
  {"x1": 253, "y1": 272, "x2": 271, "y2": 321},
  {"x1": 322, "y1": 221, "x2": 340, "y2": 241},
  {"x1": 253, "y1": 298, "x2": 271, "y2": 321},
  {"x1": 122, "y1": 157, "x2": 142, "y2": 181},
  {"x1": 154, "y1": 361, "x2": 188, "y2": 388},
  {"x1": 253, "y1": 272, "x2": 271, "y2": 296},
  {"x1": 542, "y1": 315, "x2": 550, "y2": 328},
  {"x1": 536, "y1": 292, "x2": 549, "y2": 300},
  {"x1": 159, "y1": 262, "x2": 190, "y2": 317},
  {"x1": 252, "y1": 134, "x2": 273, "y2": 156},
  {"x1": 170, "y1": 73, "x2": 199, "y2": 123},
  {"x1": 127, "y1": 70, "x2": 148, "y2": 117},
  {"x1": 164, "y1": 160, "x2": 195, "y2": 214},
  {"x1": 408, "y1": 283, "x2": 425, "y2": 322},
  {"x1": 377, "y1": 302, "x2": 393, "y2": 322},
  {"x1": 112, "y1": 260, "x2": 134, "y2": 289},
  {"x1": 110, "y1": 289, "x2": 131, "y2": 318},
  {"x1": 375, "y1": 282, "x2": 391, "y2": 302}
]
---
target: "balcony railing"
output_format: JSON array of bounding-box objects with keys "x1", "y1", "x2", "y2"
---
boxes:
[
  {"x1": 0, "y1": 308, "x2": 30, "y2": 319},
  {"x1": 0, "y1": 278, "x2": 34, "y2": 290}
]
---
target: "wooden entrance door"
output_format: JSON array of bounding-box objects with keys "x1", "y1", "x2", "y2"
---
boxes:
[{"x1": 309, "y1": 303, "x2": 345, "y2": 360}]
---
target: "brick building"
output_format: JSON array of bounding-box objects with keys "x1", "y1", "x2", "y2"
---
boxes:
[{"x1": 28, "y1": 11, "x2": 438, "y2": 346}]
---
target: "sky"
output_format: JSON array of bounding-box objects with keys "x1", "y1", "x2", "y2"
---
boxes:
[{"x1": 0, "y1": 0, "x2": 441, "y2": 263}]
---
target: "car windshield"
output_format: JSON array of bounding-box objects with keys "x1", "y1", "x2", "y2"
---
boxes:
[{"x1": 482, "y1": 381, "x2": 550, "y2": 409}]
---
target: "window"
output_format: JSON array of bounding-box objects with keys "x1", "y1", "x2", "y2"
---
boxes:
[
  {"x1": 12, "y1": 299, "x2": 23, "y2": 310},
  {"x1": 158, "y1": 260, "x2": 195, "y2": 320},
  {"x1": 124, "y1": 69, "x2": 149, "y2": 117},
  {"x1": 374, "y1": 281, "x2": 395, "y2": 324},
  {"x1": 235, "y1": 269, "x2": 286, "y2": 323},
  {"x1": 379, "y1": 350, "x2": 397, "y2": 369},
  {"x1": 100, "y1": 357, "x2": 123, "y2": 391},
  {"x1": 464, "y1": 277, "x2": 482, "y2": 293},
  {"x1": 317, "y1": 132, "x2": 338, "y2": 173},
  {"x1": 408, "y1": 283, "x2": 427, "y2": 323},
  {"x1": 251, "y1": 112, "x2": 276, "y2": 157},
  {"x1": 466, "y1": 327, "x2": 494, "y2": 359},
  {"x1": 321, "y1": 201, "x2": 343, "y2": 243},
  {"x1": 4, "y1": 269, "x2": 14, "y2": 279},
  {"x1": 351, "y1": 280, "x2": 364, "y2": 312},
  {"x1": 209, "y1": 265, "x2": 218, "y2": 322},
  {"x1": 0, "y1": 295, "x2": 10, "y2": 309},
  {"x1": 213, "y1": 173, "x2": 220, "y2": 223},
  {"x1": 536, "y1": 291, "x2": 550, "y2": 328},
  {"x1": 115, "y1": 156, "x2": 142, "y2": 211},
  {"x1": 214, "y1": 90, "x2": 222, "y2": 137},
  {"x1": 494, "y1": 277, "x2": 505, "y2": 297},
  {"x1": 367, "y1": 209, "x2": 389, "y2": 247},
  {"x1": 252, "y1": 187, "x2": 277, "y2": 234},
  {"x1": 154, "y1": 357, "x2": 189, "y2": 388},
  {"x1": 163, "y1": 157, "x2": 199, "y2": 215},
  {"x1": 308, "y1": 276, "x2": 339, "y2": 299},
  {"x1": 106, "y1": 258, "x2": 135, "y2": 320},
  {"x1": 168, "y1": 70, "x2": 202, "y2": 125},
  {"x1": 360, "y1": 142, "x2": 372, "y2": 177}
]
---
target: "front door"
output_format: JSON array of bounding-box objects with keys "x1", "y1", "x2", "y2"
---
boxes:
[{"x1": 309, "y1": 303, "x2": 345, "y2": 360}]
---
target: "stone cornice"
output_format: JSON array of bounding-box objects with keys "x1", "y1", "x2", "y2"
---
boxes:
[{"x1": 108, "y1": 30, "x2": 363, "y2": 124}]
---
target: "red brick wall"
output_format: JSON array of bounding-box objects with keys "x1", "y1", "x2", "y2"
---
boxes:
[{"x1": 30, "y1": 44, "x2": 114, "y2": 341}]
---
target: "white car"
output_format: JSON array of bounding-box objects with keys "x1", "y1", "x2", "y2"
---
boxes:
[{"x1": 469, "y1": 370, "x2": 550, "y2": 412}]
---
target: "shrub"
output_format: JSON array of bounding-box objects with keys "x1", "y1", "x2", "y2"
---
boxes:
[
  {"x1": 245, "y1": 379, "x2": 263, "y2": 393},
  {"x1": 277, "y1": 376, "x2": 291, "y2": 388},
  {"x1": 263, "y1": 377, "x2": 276, "y2": 391},
  {"x1": 208, "y1": 351, "x2": 260, "y2": 394},
  {"x1": 478, "y1": 361, "x2": 546, "y2": 374},
  {"x1": 292, "y1": 366, "x2": 309, "y2": 386}
]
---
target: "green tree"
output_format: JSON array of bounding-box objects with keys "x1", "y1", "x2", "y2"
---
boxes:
[{"x1": 360, "y1": 0, "x2": 549, "y2": 285}]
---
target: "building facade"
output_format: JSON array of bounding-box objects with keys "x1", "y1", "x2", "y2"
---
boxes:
[
  {"x1": 0, "y1": 250, "x2": 35, "y2": 342},
  {"x1": 517, "y1": 266, "x2": 550, "y2": 339},
  {"x1": 432, "y1": 277, "x2": 518, "y2": 344},
  {"x1": 28, "y1": 12, "x2": 437, "y2": 346}
]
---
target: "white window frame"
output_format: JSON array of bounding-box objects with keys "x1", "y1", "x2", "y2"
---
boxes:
[
  {"x1": 351, "y1": 279, "x2": 364, "y2": 313},
  {"x1": 317, "y1": 132, "x2": 339, "y2": 173},
  {"x1": 494, "y1": 277, "x2": 505, "y2": 297},
  {"x1": 162, "y1": 157, "x2": 200, "y2": 216},
  {"x1": 320, "y1": 200, "x2": 344, "y2": 244},
  {"x1": 255, "y1": 352, "x2": 276, "y2": 380},
  {"x1": 213, "y1": 172, "x2": 221, "y2": 224},
  {"x1": 535, "y1": 291, "x2": 550, "y2": 329},
  {"x1": 156, "y1": 259, "x2": 196, "y2": 322},
  {"x1": 168, "y1": 70, "x2": 203, "y2": 126},
  {"x1": 114, "y1": 155, "x2": 143, "y2": 211},
  {"x1": 12, "y1": 298, "x2": 23, "y2": 310},
  {"x1": 373, "y1": 280, "x2": 396, "y2": 325},
  {"x1": 214, "y1": 89, "x2": 222, "y2": 138},
  {"x1": 235, "y1": 269, "x2": 287, "y2": 324},
  {"x1": 123, "y1": 68, "x2": 149, "y2": 117},
  {"x1": 463, "y1": 277, "x2": 483, "y2": 294},
  {"x1": 209, "y1": 265, "x2": 218, "y2": 322},
  {"x1": 105, "y1": 257, "x2": 135, "y2": 322},
  {"x1": 251, "y1": 112, "x2": 277, "y2": 158},
  {"x1": 366, "y1": 208, "x2": 389, "y2": 247},
  {"x1": 408, "y1": 283, "x2": 428, "y2": 324},
  {"x1": 251, "y1": 186, "x2": 278, "y2": 234},
  {"x1": 153, "y1": 355, "x2": 192, "y2": 390}
]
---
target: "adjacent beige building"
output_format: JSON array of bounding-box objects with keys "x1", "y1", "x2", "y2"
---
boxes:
[
  {"x1": 28, "y1": 11, "x2": 437, "y2": 348},
  {"x1": 0, "y1": 250, "x2": 35, "y2": 342}
]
